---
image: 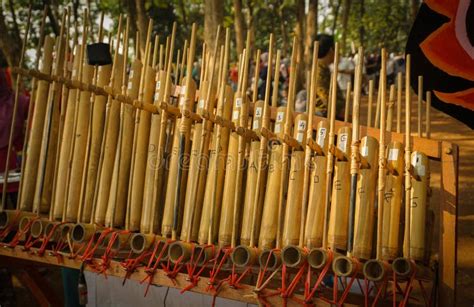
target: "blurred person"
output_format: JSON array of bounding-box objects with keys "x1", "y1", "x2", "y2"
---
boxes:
[
  {"x1": 337, "y1": 53, "x2": 355, "y2": 97},
  {"x1": 314, "y1": 34, "x2": 345, "y2": 119}
]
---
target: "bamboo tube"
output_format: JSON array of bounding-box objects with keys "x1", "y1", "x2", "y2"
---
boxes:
[
  {"x1": 344, "y1": 83, "x2": 351, "y2": 122},
  {"x1": 181, "y1": 28, "x2": 221, "y2": 243},
  {"x1": 367, "y1": 79, "x2": 374, "y2": 127},
  {"x1": 149, "y1": 24, "x2": 177, "y2": 235},
  {"x1": 18, "y1": 36, "x2": 55, "y2": 211},
  {"x1": 33, "y1": 12, "x2": 68, "y2": 214},
  {"x1": 327, "y1": 126, "x2": 352, "y2": 250},
  {"x1": 219, "y1": 38, "x2": 251, "y2": 248},
  {"x1": 375, "y1": 49, "x2": 387, "y2": 261},
  {"x1": 52, "y1": 45, "x2": 81, "y2": 220},
  {"x1": 240, "y1": 49, "x2": 262, "y2": 247},
  {"x1": 258, "y1": 106, "x2": 287, "y2": 249},
  {"x1": 426, "y1": 91, "x2": 431, "y2": 138},
  {"x1": 198, "y1": 85, "x2": 233, "y2": 245},
  {"x1": 418, "y1": 75, "x2": 423, "y2": 137},
  {"x1": 387, "y1": 84, "x2": 395, "y2": 132},
  {"x1": 65, "y1": 62, "x2": 94, "y2": 222},
  {"x1": 409, "y1": 151, "x2": 430, "y2": 261},
  {"x1": 321, "y1": 43, "x2": 340, "y2": 250},
  {"x1": 162, "y1": 24, "x2": 197, "y2": 239},
  {"x1": 282, "y1": 113, "x2": 307, "y2": 249},
  {"x1": 381, "y1": 141, "x2": 404, "y2": 260},
  {"x1": 351, "y1": 135, "x2": 379, "y2": 259},
  {"x1": 16, "y1": 7, "x2": 48, "y2": 211},
  {"x1": 397, "y1": 72, "x2": 402, "y2": 133},
  {"x1": 93, "y1": 16, "x2": 125, "y2": 226},
  {"x1": 80, "y1": 64, "x2": 112, "y2": 222},
  {"x1": 127, "y1": 21, "x2": 156, "y2": 232},
  {"x1": 305, "y1": 121, "x2": 329, "y2": 249},
  {"x1": 403, "y1": 54, "x2": 412, "y2": 258}
]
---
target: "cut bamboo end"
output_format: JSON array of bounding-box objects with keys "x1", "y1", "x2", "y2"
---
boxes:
[
  {"x1": 169, "y1": 241, "x2": 193, "y2": 263},
  {"x1": 332, "y1": 255, "x2": 359, "y2": 277},
  {"x1": 259, "y1": 249, "x2": 281, "y2": 270},
  {"x1": 231, "y1": 245, "x2": 258, "y2": 267},
  {"x1": 71, "y1": 223, "x2": 98, "y2": 243},
  {"x1": 281, "y1": 245, "x2": 307, "y2": 268},
  {"x1": 362, "y1": 259, "x2": 389, "y2": 282},
  {"x1": 193, "y1": 245, "x2": 215, "y2": 266},
  {"x1": 18, "y1": 216, "x2": 32, "y2": 232},
  {"x1": 30, "y1": 219, "x2": 49, "y2": 238},
  {"x1": 0, "y1": 210, "x2": 35, "y2": 229},
  {"x1": 44, "y1": 221, "x2": 61, "y2": 242},
  {"x1": 130, "y1": 233, "x2": 156, "y2": 254},
  {"x1": 60, "y1": 223, "x2": 73, "y2": 241},
  {"x1": 307, "y1": 248, "x2": 330, "y2": 269},
  {"x1": 392, "y1": 257, "x2": 413, "y2": 277}
]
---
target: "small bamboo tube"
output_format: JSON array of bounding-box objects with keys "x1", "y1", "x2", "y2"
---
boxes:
[
  {"x1": 140, "y1": 70, "x2": 168, "y2": 233},
  {"x1": 219, "y1": 42, "x2": 251, "y2": 247},
  {"x1": 351, "y1": 135, "x2": 379, "y2": 259},
  {"x1": 396, "y1": 72, "x2": 402, "y2": 133},
  {"x1": 93, "y1": 53, "x2": 125, "y2": 225},
  {"x1": 19, "y1": 36, "x2": 55, "y2": 211},
  {"x1": 409, "y1": 151, "x2": 430, "y2": 260},
  {"x1": 327, "y1": 126, "x2": 352, "y2": 250},
  {"x1": 258, "y1": 106, "x2": 287, "y2": 249},
  {"x1": 198, "y1": 85, "x2": 233, "y2": 244},
  {"x1": 52, "y1": 46, "x2": 81, "y2": 220},
  {"x1": 161, "y1": 78, "x2": 197, "y2": 238},
  {"x1": 65, "y1": 63, "x2": 94, "y2": 222},
  {"x1": 282, "y1": 113, "x2": 308, "y2": 247},
  {"x1": 128, "y1": 22, "x2": 156, "y2": 231},
  {"x1": 305, "y1": 121, "x2": 329, "y2": 248},
  {"x1": 367, "y1": 79, "x2": 374, "y2": 127},
  {"x1": 381, "y1": 141, "x2": 404, "y2": 260},
  {"x1": 417, "y1": 76, "x2": 423, "y2": 137},
  {"x1": 426, "y1": 91, "x2": 431, "y2": 138},
  {"x1": 344, "y1": 83, "x2": 351, "y2": 122},
  {"x1": 80, "y1": 63, "x2": 112, "y2": 222}
]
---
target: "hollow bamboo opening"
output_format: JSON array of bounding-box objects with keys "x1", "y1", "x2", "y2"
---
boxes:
[{"x1": 363, "y1": 259, "x2": 386, "y2": 281}]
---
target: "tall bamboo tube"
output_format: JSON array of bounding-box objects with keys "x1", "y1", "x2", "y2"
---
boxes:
[
  {"x1": 93, "y1": 16, "x2": 125, "y2": 225},
  {"x1": 258, "y1": 106, "x2": 287, "y2": 250},
  {"x1": 181, "y1": 28, "x2": 221, "y2": 242},
  {"x1": 367, "y1": 79, "x2": 374, "y2": 127},
  {"x1": 327, "y1": 126, "x2": 352, "y2": 250},
  {"x1": 403, "y1": 55, "x2": 412, "y2": 258},
  {"x1": 33, "y1": 13, "x2": 68, "y2": 214},
  {"x1": 18, "y1": 36, "x2": 55, "y2": 211},
  {"x1": 426, "y1": 91, "x2": 431, "y2": 138},
  {"x1": 305, "y1": 121, "x2": 329, "y2": 249},
  {"x1": 381, "y1": 141, "x2": 404, "y2": 260},
  {"x1": 148, "y1": 23, "x2": 177, "y2": 235},
  {"x1": 386, "y1": 85, "x2": 395, "y2": 132},
  {"x1": 52, "y1": 45, "x2": 81, "y2": 220},
  {"x1": 218, "y1": 35, "x2": 251, "y2": 247},
  {"x1": 162, "y1": 24, "x2": 197, "y2": 239},
  {"x1": 128, "y1": 22, "x2": 156, "y2": 231},
  {"x1": 417, "y1": 76, "x2": 423, "y2": 137},
  {"x1": 198, "y1": 85, "x2": 233, "y2": 245},
  {"x1": 396, "y1": 72, "x2": 402, "y2": 133},
  {"x1": 409, "y1": 151, "x2": 430, "y2": 261}
]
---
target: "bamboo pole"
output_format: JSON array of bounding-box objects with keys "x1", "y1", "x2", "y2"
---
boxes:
[
  {"x1": 387, "y1": 84, "x2": 395, "y2": 132},
  {"x1": 93, "y1": 15, "x2": 125, "y2": 225},
  {"x1": 18, "y1": 36, "x2": 55, "y2": 211},
  {"x1": 396, "y1": 72, "x2": 402, "y2": 133},
  {"x1": 403, "y1": 54, "x2": 412, "y2": 259},
  {"x1": 426, "y1": 91, "x2": 431, "y2": 138},
  {"x1": 344, "y1": 83, "x2": 351, "y2": 122},
  {"x1": 367, "y1": 79, "x2": 374, "y2": 127},
  {"x1": 418, "y1": 75, "x2": 423, "y2": 137},
  {"x1": 127, "y1": 20, "x2": 155, "y2": 231}
]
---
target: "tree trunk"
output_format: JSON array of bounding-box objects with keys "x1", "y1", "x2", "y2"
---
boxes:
[
  {"x1": 304, "y1": 0, "x2": 318, "y2": 71},
  {"x1": 331, "y1": 0, "x2": 341, "y2": 35},
  {"x1": 295, "y1": 0, "x2": 305, "y2": 91},
  {"x1": 135, "y1": 0, "x2": 148, "y2": 59},
  {"x1": 359, "y1": 0, "x2": 365, "y2": 46},
  {"x1": 0, "y1": 8, "x2": 21, "y2": 68},
  {"x1": 341, "y1": 0, "x2": 352, "y2": 55},
  {"x1": 276, "y1": 0, "x2": 289, "y2": 57},
  {"x1": 233, "y1": 0, "x2": 246, "y2": 55},
  {"x1": 204, "y1": 0, "x2": 224, "y2": 53}
]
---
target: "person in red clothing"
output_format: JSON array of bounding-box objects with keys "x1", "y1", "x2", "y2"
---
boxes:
[{"x1": 0, "y1": 68, "x2": 29, "y2": 208}]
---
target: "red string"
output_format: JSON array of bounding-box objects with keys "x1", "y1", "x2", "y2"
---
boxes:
[
  {"x1": 206, "y1": 248, "x2": 232, "y2": 293},
  {"x1": 181, "y1": 244, "x2": 215, "y2": 294},
  {"x1": 3, "y1": 215, "x2": 38, "y2": 248},
  {"x1": 140, "y1": 240, "x2": 170, "y2": 297},
  {"x1": 37, "y1": 222, "x2": 65, "y2": 256},
  {"x1": 399, "y1": 261, "x2": 417, "y2": 307},
  {"x1": 304, "y1": 250, "x2": 334, "y2": 303},
  {"x1": 0, "y1": 210, "x2": 22, "y2": 240}
]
